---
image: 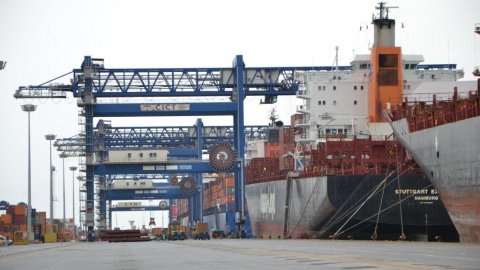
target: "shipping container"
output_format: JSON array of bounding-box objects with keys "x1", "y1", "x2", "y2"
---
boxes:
[
  {"x1": 226, "y1": 177, "x2": 235, "y2": 187},
  {"x1": 14, "y1": 231, "x2": 28, "y2": 245},
  {"x1": 13, "y1": 215, "x2": 26, "y2": 225},
  {"x1": 195, "y1": 223, "x2": 209, "y2": 233},
  {"x1": 0, "y1": 214, "x2": 12, "y2": 224},
  {"x1": 46, "y1": 224, "x2": 59, "y2": 233},
  {"x1": 33, "y1": 224, "x2": 42, "y2": 240},
  {"x1": 18, "y1": 224, "x2": 27, "y2": 232},
  {"x1": 14, "y1": 205, "x2": 26, "y2": 216}
]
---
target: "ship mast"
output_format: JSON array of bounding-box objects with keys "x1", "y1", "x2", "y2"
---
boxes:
[
  {"x1": 335, "y1": 46, "x2": 339, "y2": 72},
  {"x1": 268, "y1": 108, "x2": 278, "y2": 126},
  {"x1": 372, "y1": 2, "x2": 398, "y2": 48}
]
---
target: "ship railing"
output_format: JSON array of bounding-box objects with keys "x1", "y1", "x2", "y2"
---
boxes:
[
  {"x1": 317, "y1": 133, "x2": 378, "y2": 140},
  {"x1": 389, "y1": 86, "x2": 480, "y2": 132},
  {"x1": 403, "y1": 92, "x2": 470, "y2": 103},
  {"x1": 415, "y1": 69, "x2": 463, "y2": 81},
  {"x1": 245, "y1": 173, "x2": 288, "y2": 184},
  {"x1": 318, "y1": 133, "x2": 351, "y2": 140},
  {"x1": 246, "y1": 160, "x2": 424, "y2": 183},
  {"x1": 295, "y1": 134, "x2": 313, "y2": 141}
]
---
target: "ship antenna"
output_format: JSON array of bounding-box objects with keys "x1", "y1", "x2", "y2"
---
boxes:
[
  {"x1": 331, "y1": 46, "x2": 339, "y2": 72},
  {"x1": 335, "y1": 46, "x2": 339, "y2": 72},
  {"x1": 269, "y1": 108, "x2": 278, "y2": 126},
  {"x1": 374, "y1": 2, "x2": 398, "y2": 21}
]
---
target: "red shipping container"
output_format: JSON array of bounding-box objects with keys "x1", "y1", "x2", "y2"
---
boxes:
[
  {"x1": 36, "y1": 212, "x2": 47, "y2": 226},
  {"x1": 226, "y1": 177, "x2": 235, "y2": 187},
  {"x1": 0, "y1": 214, "x2": 12, "y2": 224},
  {"x1": 14, "y1": 205, "x2": 26, "y2": 216},
  {"x1": 19, "y1": 224, "x2": 27, "y2": 232},
  {"x1": 14, "y1": 215, "x2": 26, "y2": 225}
]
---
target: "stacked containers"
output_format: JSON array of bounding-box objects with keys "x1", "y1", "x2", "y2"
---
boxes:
[
  {"x1": 202, "y1": 174, "x2": 235, "y2": 213},
  {"x1": 0, "y1": 214, "x2": 12, "y2": 239},
  {"x1": 46, "y1": 223, "x2": 59, "y2": 234},
  {"x1": 177, "y1": 199, "x2": 189, "y2": 219},
  {"x1": 1, "y1": 204, "x2": 28, "y2": 238},
  {"x1": 33, "y1": 224, "x2": 42, "y2": 240},
  {"x1": 36, "y1": 212, "x2": 47, "y2": 235},
  {"x1": 14, "y1": 204, "x2": 27, "y2": 232},
  {"x1": 225, "y1": 176, "x2": 235, "y2": 206},
  {"x1": 58, "y1": 223, "x2": 65, "y2": 242},
  {"x1": 1, "y1": 204, "x2": 51, "y2": 240}
]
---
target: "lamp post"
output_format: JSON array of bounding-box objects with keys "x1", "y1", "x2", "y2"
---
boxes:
[
  {"x1": 79, "y1": 176, "x2": 82, "y2": 232},
  {"x1": 45, "y1": 134, "x2": 56, "y2": 232},
  {"x1": 69, "y1": 166, "x2": 77, "y2": 240},
  {"x1": 60, "y1": 153, "x2": 67, "y2": 227},
  {"x1": 21, "y1": 104, "x2": 36, "y2": 241}
]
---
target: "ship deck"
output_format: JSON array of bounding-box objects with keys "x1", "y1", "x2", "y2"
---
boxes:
[{"x1": 1, "y1": 240, "x2": 478, "y2": 270}]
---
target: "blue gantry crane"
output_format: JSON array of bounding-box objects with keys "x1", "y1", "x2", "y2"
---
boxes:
[
  {"x1": 15, "y1": 55, "x2": 336, "y2": 240},
  {"x1": 54, "y1": 122, "x2": 275, "y2": 156},
  {"x1": 55, "y1": 121, "x2": 277, "y2": 232}
]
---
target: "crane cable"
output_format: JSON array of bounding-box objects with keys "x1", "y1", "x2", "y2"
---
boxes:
[
  {"x1": 330, "y1": 163, "x2": 414, "y2": 239},
  {"x1": 330, "y1": 170, "x2": 397, "y2": 239},
  {"x1": 321, "y1": 172, "x2": 395, "y2": 237},
  {"x1": 371, "y1": 171, "x2": 388, "y2": 240},
  {"x1": 396, "y1": 145, "x2": 406, "y2": 240},
  {"x1": 324, "y1": 169, "x2": 399, "y2": 237},
  {"x1": 334, "y1": 183, "x2": 433, "y2": 238},
  {"x1": 332, "y1": 163, "x2": 415, "y2": 238},
  {"x1": 317, "y1": 173, "x2": 373, "y2": 236}
]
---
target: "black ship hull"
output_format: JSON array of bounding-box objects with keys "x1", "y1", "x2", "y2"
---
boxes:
[{"x1": 245, "y1": 173, "x2": 457, "y2": 241}]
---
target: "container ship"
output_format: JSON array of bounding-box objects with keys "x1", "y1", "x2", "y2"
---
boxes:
[
  {"x1": 244, "y1": 3, "x2": 474, "y2": 241},
  {"x1": 244, "y1": 119, "x2": 456, "y2": 240},
  {"x1": 176, "y1": 3, "x2": 472, "y2": 241},
  {"x1": 386, "y1": 24, "x2": 480, "y2": 243}
]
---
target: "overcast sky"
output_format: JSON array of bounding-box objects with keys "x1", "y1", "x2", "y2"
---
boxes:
[{"x1": 0, "y1": 0, "x2": 479, "y2": 229}]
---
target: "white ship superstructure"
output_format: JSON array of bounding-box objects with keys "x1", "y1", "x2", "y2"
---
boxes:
[{"x1": 295, "y1": 54, "x2": 472, "y2": 147}]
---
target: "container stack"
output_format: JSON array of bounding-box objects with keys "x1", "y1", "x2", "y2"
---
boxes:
[
  {"x1": 37, "y1": 212, "x2": 47, "y2": 235},
  {"x1": 0, "y1": 204, "x2": 74, "y2": 243},
  {"x1": 100, "y1": 230, "x2": 151, "y2": 242},
  {"x1": 177, "y1": 199, "x2": 189, "y2": 220},
  {"x1": 203, "y1": 174, "x2": 235, "y2": 212},
  {"x1": 0, "y1": 213, "x2": 13, "y2": 240}
]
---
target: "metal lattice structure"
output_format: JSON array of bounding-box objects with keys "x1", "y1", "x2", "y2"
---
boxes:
[{"x1": 14, "y1": 55, "x2": 329, "y2": 239}]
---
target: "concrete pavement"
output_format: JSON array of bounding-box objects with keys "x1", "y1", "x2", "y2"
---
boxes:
[{"x1": 0, "y1": 239, "x2": 478, "y2": 270}]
